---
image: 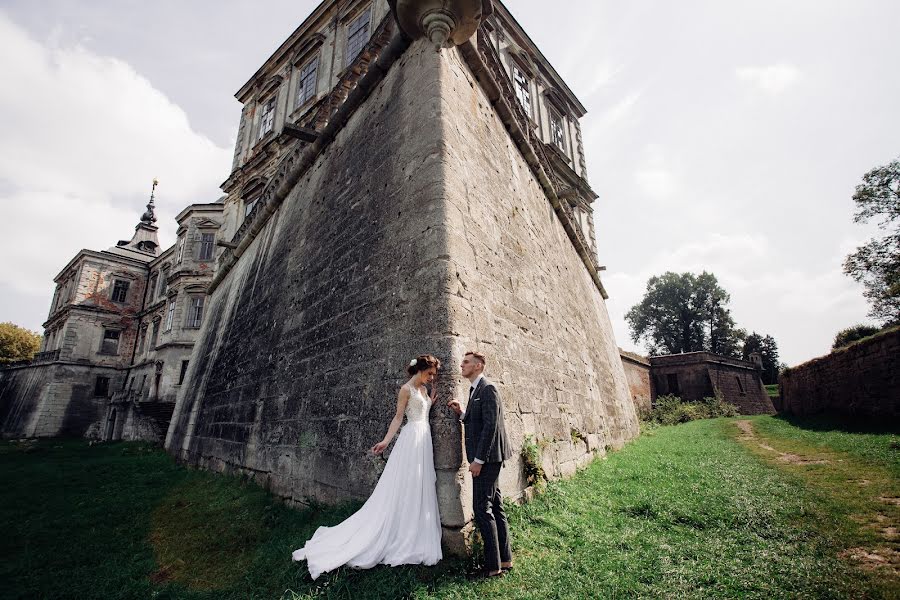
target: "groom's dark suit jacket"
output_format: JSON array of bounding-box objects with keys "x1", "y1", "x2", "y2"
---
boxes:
[{"x1": 463, "y1": 377, "x2": 512, "y2": 464}]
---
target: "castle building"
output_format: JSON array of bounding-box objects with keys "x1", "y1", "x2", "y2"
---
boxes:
[
  {"x1": 0, "y1": 184, "x2": 225, "y2": 442},
  {"x1": 164, "y1": 0, "x2": 638, "y2": 553},
  {"x1": 2, "y1": 0, "x2": 641, "y2": 554}
]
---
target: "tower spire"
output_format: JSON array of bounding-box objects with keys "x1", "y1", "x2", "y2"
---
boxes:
[{"x1": 141, "y1": 178, "x2": 158, "y2": 224}]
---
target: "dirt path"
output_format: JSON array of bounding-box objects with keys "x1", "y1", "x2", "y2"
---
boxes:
[{"x1": 733, "y1": 419, "x2": 900, "y2": 578}]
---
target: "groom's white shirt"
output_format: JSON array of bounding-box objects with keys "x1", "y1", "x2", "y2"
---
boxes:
[{"x1": 462, "y1": 374, "x2": 485, "y2": 464}]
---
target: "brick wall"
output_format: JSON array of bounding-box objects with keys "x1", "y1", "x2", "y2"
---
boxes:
[{"x1": 780, "y1": 326, "x2": 899, "y2": 418}]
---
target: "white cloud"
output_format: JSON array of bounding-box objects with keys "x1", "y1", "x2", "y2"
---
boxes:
[
  {"x1": 0, "y1": 12, "x2": 232, "y2": 299},
  {"x1": 735, "y1": 63, "x2": 800, "y2": 95},
  {"x1": 633, "y1": 144, "x2": 679, "y2": 201}
]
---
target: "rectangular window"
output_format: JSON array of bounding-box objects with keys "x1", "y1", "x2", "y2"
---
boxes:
[
  {"x1": 198, "y1": 233, "x2": 215, "y2": 261},
  {"x1": 550, "y1": 109, "x2": 566, "y2": 152},
  {"x1": 258, "y1": 97, "x2": 276, "y2": 140},
  {"x1": 147, "y1": 274, "x2": 158, "y2": 301},
  {"x1": 512, "y1": 66, "x2": 532, "y2": 117},
  {"x1": 178, "y1": 360, "x2": 190, "y2": 385},
  {"x1": 346, "y1": 8, "x2": 371, "y2": 65},
  {"x1": 735, "y1": 376, "x2": 746, "y2": 395},
  {"x1": 244, "y1": 199, "x2": 258, "y2": 217},
  {"x1": 176, "y1": 237, "x2": 185, "y2": 262},
  {"x1": 186, "y1": 296, "x2": 204, "y2": 328},
  {"x1": 127, "y1": 377, "x2": 134, "y2": 391},
  {"x1": 100, "y1": 329, "x2": 120, "y2": 355},
  {"x1": 165, "y1": 298, "x2": 176, "y2": 332},
  {"x1": 111, "y1": 280, "x2": 129, "y2": 303},
  {"x1": 666, "y1": 373, "x2": 680, "y2": 396},
  {"x1": 137, "y1": 327, "x2": 147, "y2": 354},
  {"x1": 94, "y1": 376, "x2": 110, "y2": 397},
  {"x1": 157, "y1": 269, "x2": 168, "y2": 297},
  {"x1": 150, "y1": 320, "x2": 160, "y2": 348},
  {"x1": 296, "y1": 57, "x2": 318, "y2": 107},
  {"x1": 139, "y1": 374, "x2": 147, "y2": 392}
]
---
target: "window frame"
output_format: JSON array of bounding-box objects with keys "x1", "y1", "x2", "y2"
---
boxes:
[
  {"x1": 110, "y1": 279, "x2": 130, "y2": 303},
  {"x1": 345, "y1": 6, "x2": 372, "y2": 66},
  {"x1": 178, "y1": 360, "x2": 190, "y2": 385},
  {"x1": 150, "y1": 319, "x2": 161, "y2": 349},
  {"x1": 164, "y1": 298, "x2": 177, "y2": 332},
  {"x1": 94, "y1": 375, "x2": 110, "y2": 397},
  {"x1": 198, "y1": 232, "x2": 215, "y2": 261},
  {"x1": 512, "y1": 65, "x2": 532, "y2": 118},
  {"x1": 549, "y1": 107, "x2": 567, "y2": 153},
  {"x1": 99, "y1": 328, "x2": 121, "y2": 356},
  {"x1": 186, "y1": 295, "x2": 205, "y2": 329},
  {"x1": 257, "y1": 96, "x2": 276, "y2": 141},
  {"x1": 295, "y1": 56, "x2": 319, "y2": 108}
]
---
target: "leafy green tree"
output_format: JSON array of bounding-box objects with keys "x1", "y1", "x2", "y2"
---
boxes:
[
  {"x1": 0, "y1": 322, "x2": 42, "y2": 363},
  {"x1": 742, "y1": 332, "x2": 781, "y2": 384},
  {"x1": 843, "y1": 158, "x2": 900, "y2": 325},
  {"x1": 626, "y1": 271, "x2": 745, "y2": 357},
  {"x1": 832, "y1": 324, "x2": 881, "y2": 350}
]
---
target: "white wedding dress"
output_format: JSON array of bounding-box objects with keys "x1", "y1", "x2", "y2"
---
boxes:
[{"x1": 291, "y1": 383, "x2": 442, "y2": 579}]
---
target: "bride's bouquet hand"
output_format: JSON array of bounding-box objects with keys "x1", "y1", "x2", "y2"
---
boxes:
[{"x1": 371, "y1": 440, "x2": 389, "y2": 455}]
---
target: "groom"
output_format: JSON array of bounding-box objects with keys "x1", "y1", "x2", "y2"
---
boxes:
[{"x1": 448, "y1": 351, "x2": 513, "y2": 577}]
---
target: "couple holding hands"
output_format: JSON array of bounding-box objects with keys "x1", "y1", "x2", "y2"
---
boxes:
[{"x1": 292, "y1": 351, "x2": 513, "y2": 580}]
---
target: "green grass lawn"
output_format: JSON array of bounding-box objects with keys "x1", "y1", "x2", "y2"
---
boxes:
[
  {"x1": 765, "y1": 384, "x2": 779, "y2": 398},
  {"x1": 1, "y1": 416, "x2": 897, "y2": 599}
]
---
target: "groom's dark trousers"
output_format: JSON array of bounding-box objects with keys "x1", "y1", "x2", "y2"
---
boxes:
[
  {"x1": 463, "y1": 377, "x2": 513, "y2": 572},
  {"x1": 472, "y1": 462, "x2": 511, "y2": 572}
]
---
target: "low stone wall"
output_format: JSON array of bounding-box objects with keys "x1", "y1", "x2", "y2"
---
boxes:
[
  {"x1": 619, "y1": 350, "x2": 652, "y2": 416},
  {"x1": 0, "y1": 362, "x2": 122, "y2": 438},
  {"x1": 780, "y1": 326, "x2": 899, "y2": 418},
  {"x1": 650, "y1": 352, "x2": 774, "y2": 415}
]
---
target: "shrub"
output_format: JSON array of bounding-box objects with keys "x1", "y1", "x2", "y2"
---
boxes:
[
  {"x1": 832, "y1": 324, "x2": 881, "y2": 350},
  {"x1": 644, "y1": 392, "x2": 738, "y2": 426},
  {"x1": 521, "y1": 435, "x2": 548, "y2": 492}
]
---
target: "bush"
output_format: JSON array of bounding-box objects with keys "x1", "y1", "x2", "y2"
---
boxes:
[
  {"x1": 521, "y1": 435, "x2": 548, "y2": 492},
  {"x1": 644, "y1": 392, "x2": 738, "y2": 426},
  {"x1": 832, "y1": 324, "x2": 881, "y2": 350}
]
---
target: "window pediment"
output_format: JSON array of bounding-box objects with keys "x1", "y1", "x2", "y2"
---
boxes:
[
  {"x1": 291, "y1": 33, "x2": 326, "y2": 66},
  {"x1": 339, "y1": 0, "x2": 370, "y2": 24},
  {"x1": 195, "y1": 218, "x2": 221, "y2": 230},
  {"x1": 543, "y1": 88, "x2": 571, "y2": 116},
  {"x1": 258, "y1": 75, "x2": 283, "y2": 98}
]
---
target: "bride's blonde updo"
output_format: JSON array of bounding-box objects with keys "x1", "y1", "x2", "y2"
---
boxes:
[{"x1": 406, "y1": 354, "x2": 441, "y2": 376}]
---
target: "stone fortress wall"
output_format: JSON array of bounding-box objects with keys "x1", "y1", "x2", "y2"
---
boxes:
[
  {"x1": 166, "y1": 1, "x2": 639, "y2": 551},
  {"x1": 780, "y1": 326, "x2": 899, "y2": 419}
]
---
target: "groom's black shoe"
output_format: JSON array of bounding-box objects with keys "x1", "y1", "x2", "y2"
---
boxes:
[{"x1": 468, "y1": 568, "x2": 506, "y2": 580}]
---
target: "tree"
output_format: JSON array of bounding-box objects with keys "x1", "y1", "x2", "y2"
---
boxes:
[
  {"x1": 0, "y1": 322, "x2": 42, "y2": 363},
  {"x1": 832, "y1": 324, "x2": 881, "y2": 350},
  {"x1": 626, "y1": 271, "x2": 745, "y2": 357},
  {"x1": 843, "y1": 158, "x2": 900, "y2": 325},
  {"x1": 742, "y1": 332, "x2": 781, "y2": 384}
]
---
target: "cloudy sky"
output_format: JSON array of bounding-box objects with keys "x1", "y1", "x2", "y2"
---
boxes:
[{"x1": 1, "y1": 0, "x2": 897, "y2": 365}]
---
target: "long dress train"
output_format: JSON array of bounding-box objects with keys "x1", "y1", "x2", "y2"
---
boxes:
[{"x1": 291, "y1": 383, "x2": 442, "y2": 579}]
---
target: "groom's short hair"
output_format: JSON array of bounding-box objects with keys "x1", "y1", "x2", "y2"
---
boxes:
[{"x1": 465, "y1": 351, "x2": 486, "y2": 366}]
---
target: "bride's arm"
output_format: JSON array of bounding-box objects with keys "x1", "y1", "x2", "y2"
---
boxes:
[{"x1": 371, "y1": 386, "x2": 410, "y2": 454}]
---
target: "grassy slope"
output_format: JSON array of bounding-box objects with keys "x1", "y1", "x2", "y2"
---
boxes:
[{"x1": 1, "y1": 417, "x2": 896, "y2": 599}]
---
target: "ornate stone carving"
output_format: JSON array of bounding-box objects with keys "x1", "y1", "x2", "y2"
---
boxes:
[{"x1": 391, "y1": 0, "x2": 491, "y2": 48}]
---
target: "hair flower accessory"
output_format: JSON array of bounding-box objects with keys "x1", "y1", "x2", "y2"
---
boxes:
[{"x1": 409, "y1": 358, "x2": 417, "y2": 367}]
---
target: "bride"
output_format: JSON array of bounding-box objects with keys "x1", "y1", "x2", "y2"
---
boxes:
[{"x1": 291, "y1": 355, "x2": 443, "y2": 579}]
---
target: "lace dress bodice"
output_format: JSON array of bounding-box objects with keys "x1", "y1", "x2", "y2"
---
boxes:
[{"x1": 405, "y1": 384, "x2": 432, "y2": 423}]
